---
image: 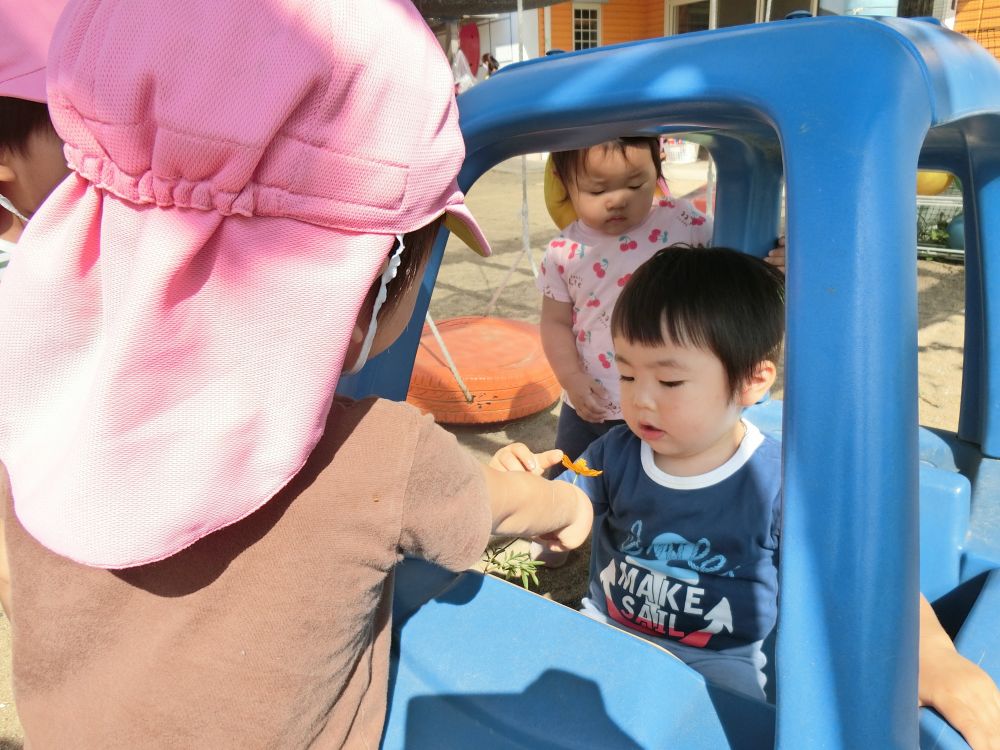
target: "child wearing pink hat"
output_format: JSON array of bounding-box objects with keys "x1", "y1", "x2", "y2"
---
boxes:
[
  {"x1": 0, "y1": 0, "x2": 590, "y2": 745},
  {"x1": 0, "y1": 0, "x2": 71, "y2": 275}
]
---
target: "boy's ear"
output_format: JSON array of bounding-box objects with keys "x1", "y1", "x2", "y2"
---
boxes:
[
  {"x1": 0, "y1": 152, "x2": 16, "y2": 183},
  {"x1": 738, "y1": 360, "x2": 777, "y2": 407}
]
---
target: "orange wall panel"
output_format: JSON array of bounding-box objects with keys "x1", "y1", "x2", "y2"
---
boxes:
[
  {"x1": 956, "y1": 0, "x2": 1000, "y2": 29},
  {"x1": 648, "y1": 0, "x2": 665, "y2": 37},
  {"x1": 549, "y1": 2, "x2": 574, "y2": 53},
  {"x1": 956, "y1": 0, "x2": 1000, "y2": 61},
  {"x1": 604, "y1": 0, "x2": 664, "y2": 46}
]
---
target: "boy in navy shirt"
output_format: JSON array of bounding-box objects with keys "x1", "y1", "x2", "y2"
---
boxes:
[
  {"x1": 565, "y1": 245, "x2": 784, "y2": 700},
  {"x1": 497, "y1": 245, "x2": 999, "y2": 740}
]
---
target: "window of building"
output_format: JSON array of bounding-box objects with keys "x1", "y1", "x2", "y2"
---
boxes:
[
  {"x1": 669, "y1": 0, "x2": 711, "y2": 34},
  {"x1": 766, "y1": 0, "x2": 813, "y2": 20},
  {"x1": 897, "y1": 0, "x2": 934, "y2": 17},
  {"x1": 716, "y1": 0, "x2": 758, "y2": 28},
  {"x1": 574, "y1": 4, "x2": 601, "y2": 50}
]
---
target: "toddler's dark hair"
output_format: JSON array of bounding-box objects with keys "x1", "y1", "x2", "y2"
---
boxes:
[
  {"x1": 0, "y1": 97, "x2": 58, "y2": 155},
  {"x1": 611, "y1": 245, "x2": 785, "y2": 395},
  {"x1": 550, "y1": 136, "x2": 662, "y2": 199}
]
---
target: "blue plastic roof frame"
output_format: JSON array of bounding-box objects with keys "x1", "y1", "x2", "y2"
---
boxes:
[{"x1": 343, "y1": 15, "x2": 1000, "y2": 749}]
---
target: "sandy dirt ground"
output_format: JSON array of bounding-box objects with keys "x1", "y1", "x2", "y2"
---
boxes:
[{"x1": 0, "y1": 159, "x2": 967, "y2": 744}]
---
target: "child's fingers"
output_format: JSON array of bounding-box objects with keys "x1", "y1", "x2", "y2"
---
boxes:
[
  {"x1": 948, "y1": 669, "x2": 1000, "y2": 750},
  {"x1": 938, "y1": 684, "x2": 1000, "y2": 750},
  {"x1": 490, "y1": 443, "x2": 538, "y2": 472},
  {"x1": 534, "y1": 449, "x2": 566, "y2": 472},
  {"x1": 920, "y1": 646, "x2": 1000, "y2": 750},
  {"x1": 575, "y1": 403, "x2": 605, "y2": 423},
  {"x1": 576, "y1": 393, "x2": 607, "y2": 423},
  {"x1": 590, "y1": 381, "x2": 611, "y2": 401},
  {"x1": 766, "y1": 242, "x2": 787, "y2": 274}
]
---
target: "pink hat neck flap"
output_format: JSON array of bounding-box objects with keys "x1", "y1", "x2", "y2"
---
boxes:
[{"x1": 0, "y1": 0, "x2": 489, "y2": 568}]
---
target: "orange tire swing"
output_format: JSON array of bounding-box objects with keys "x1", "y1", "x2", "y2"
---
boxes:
[{"x1": 406, "y1": 316, "x2": 561, "y2": 425}]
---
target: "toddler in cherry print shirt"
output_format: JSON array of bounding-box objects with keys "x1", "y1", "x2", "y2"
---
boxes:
[{"x1": 537, "y1": 137, "x2": 713, "y2": 481}]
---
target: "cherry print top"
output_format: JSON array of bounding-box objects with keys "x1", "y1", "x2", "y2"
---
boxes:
[{"x1": 537, "y1": 199, "x2": 713, "y2": 421}]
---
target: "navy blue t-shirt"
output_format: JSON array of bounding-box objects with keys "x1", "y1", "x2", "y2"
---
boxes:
[{"x1": 563, "y1": 421, "x2": 781, "y2": 652}]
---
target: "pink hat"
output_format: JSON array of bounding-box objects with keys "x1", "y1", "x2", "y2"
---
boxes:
[
  {"x1": 0, "y1": 0, "x2": 490, "y2": 568},
  {"x1": 0, "y1": 0, "x2": 66, "y2": 102}
]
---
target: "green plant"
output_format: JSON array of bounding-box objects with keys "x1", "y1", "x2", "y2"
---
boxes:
[
  {"x1": 917, "y1": 215, "x2": 952, "y2": 247},
  {"x1": 482, "y1": 539, "x2": 544, "y2": 590}
]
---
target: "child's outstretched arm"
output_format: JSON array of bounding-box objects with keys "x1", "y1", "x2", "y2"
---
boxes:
[
  {"x1": 539, "y1": 297, "x2": 609, "y2": 423},
  {"x1": 919, "y1": 593, "x2": 1000, "y2": 750},
  {"x1": 484, "y1": 444, "x2": 592, "y2": 553}
]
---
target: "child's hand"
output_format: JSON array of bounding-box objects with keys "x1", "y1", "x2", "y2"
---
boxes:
[
  {"x1": 918, "y1": 594, "x2": 1000, "y2": 750},
  {"x1": 765, "y1": 237, "x2": 786, "y2": 274},
  {"x1": 490, "y1": 444, "x2": 563, "y2": 475},
  {"x1": 530, "y1": 483, "x2": 593, "y2": 554},
  {"x1": 565, "y1": 372, "x2": 611, "y2": 423},
  {"x1": 919, "y1": 642, "x2": 1000, "y2": 749}
]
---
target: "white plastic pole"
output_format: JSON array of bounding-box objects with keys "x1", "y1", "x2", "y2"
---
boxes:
[
  {"x1": 485, "y1": 0, "x2": 537, "y2": 317},
  {"x1": 518, "y1": 0, "x2": 534, "y2": 281}
]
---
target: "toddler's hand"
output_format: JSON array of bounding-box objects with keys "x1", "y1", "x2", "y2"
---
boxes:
[
  {"x1": 531, "y1": 483, "x2": 593, "y2": 554},
  {"x1": 566, "y1": 373, "x2": 610, "y2": 423},
  {"x1": 919, "y1": 641, "x2": 1000, "y2": 749},
  {"x1": 765, "y1": 237, "x2": 786, "y2": 274},
  {"x1": 490, "y1": 444, "x2": 563, "y2": 475}
]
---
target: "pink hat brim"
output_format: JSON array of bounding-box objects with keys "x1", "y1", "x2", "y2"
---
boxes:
[{"x1": 0, "y1": 67, "x2": 48, "y2": 102}]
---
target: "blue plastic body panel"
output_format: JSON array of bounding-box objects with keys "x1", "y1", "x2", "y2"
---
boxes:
[
  {"x1": 338, "y1": 15, "x2": 1000, "y2": 749},
  {"x1": 746, "y1": 400, "x2": 973, "y2": 603},
  {"x1": 385, "y1": 559, "x2": 775, "y2": 750}
]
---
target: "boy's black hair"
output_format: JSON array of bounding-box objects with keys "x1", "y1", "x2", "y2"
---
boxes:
[
  {"x1": 0, "y1": 97, "x2": 57, "y2": 156},
  {"x1": 611, "y1": 245, "x2": 785, "y2": 396},
  {"x1": 550, "y1": 136, "x2": 663, "y2": 198}
]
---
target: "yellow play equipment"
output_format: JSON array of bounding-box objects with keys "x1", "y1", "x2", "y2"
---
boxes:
[{"x1": 917, "y1": 169, "x2": 954, "y2": 195}]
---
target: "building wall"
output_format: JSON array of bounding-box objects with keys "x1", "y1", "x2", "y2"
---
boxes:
[
  {"x1": 544, "y1": 3, "x2": 573, "y2": 53},
  {"x1": 539, "y1": 0, "x2": 665, "y2": 54},
  {"x1": 602, "y1": 0, "x2": 663, "y2": 45},
  {"x1": 955, "y1": 0, "x2": 1000, "y2": 58}
]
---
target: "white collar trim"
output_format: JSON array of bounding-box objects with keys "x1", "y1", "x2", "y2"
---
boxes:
[{"x1": 640, "y1": 419, "x2": 764, "y2": 490}]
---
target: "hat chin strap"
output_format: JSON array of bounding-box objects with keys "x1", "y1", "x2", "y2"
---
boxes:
[
  {"x1": 0, "y1": 194, "x2": 30, "y2": 224},
  {"x1": 345, "y1": 235, "x2": 406, "y2": 376}
]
